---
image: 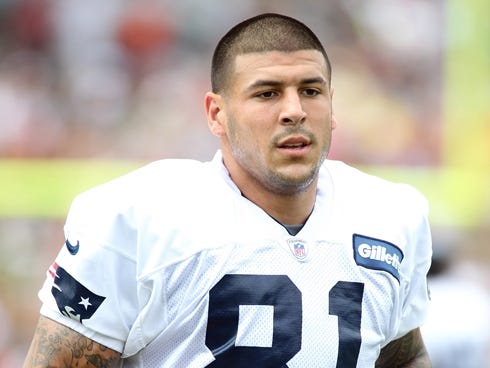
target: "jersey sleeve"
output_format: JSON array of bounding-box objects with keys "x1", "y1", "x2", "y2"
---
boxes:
[
  {"x1": 38, "y1": 180, "x2": 140, "y2": 353},
  {"x1": 392, "y1": 185, "x2": 432, "y2": 340}
]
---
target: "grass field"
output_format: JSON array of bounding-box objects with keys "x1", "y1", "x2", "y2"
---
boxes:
[{"x1": 0, "y1": 159, "x2": 141, "y2": 218}]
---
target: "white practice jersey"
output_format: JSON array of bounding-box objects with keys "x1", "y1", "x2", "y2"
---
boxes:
[{"x1": 39, "y1": 150, "x2": 432, "y2": 367}]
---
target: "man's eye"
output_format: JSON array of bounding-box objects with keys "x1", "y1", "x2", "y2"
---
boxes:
[
  {"x1": 256, "y1": 91, "x2": 277, "y2": 99},
  {"x1": 302, "y1": 88, "x2": 320, "y2": 96}
]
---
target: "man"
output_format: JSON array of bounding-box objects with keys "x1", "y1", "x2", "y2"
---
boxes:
[{"x1": 24, "y1": 13, "x2": 432, "y2": 367}]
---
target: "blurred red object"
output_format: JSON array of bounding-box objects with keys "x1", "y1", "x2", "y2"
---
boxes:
[
  {"x1": 10, "y1": 0, "x2": 52, "y2": 49},
  {"x1": 116, "y1": 3, "x2": 173, "y2": 58}
]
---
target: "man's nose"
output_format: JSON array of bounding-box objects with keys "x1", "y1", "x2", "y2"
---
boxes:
[{"x1": 279, "y1": 91, "x2": 306, "y2": 125}]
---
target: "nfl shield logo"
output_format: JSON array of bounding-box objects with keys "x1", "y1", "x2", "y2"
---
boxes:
[{"x1": 287, "y1": 239, "x2": 308, "y2": 261}]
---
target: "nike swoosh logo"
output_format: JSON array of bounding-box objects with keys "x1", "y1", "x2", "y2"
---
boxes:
[{"x1": 66, "y1": 239, "x2": 80, "y2": 255}]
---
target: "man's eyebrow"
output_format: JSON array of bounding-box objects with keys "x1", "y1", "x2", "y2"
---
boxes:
[
  {"x1": 301, "y1": 77, "x2": 327, "y2": 86},
  {"x1": 246, "y1": 79, "x2": 283, "y2": 92},
  {"x1": 246, "y1": 77, "x2": 327, "y2": 92}
]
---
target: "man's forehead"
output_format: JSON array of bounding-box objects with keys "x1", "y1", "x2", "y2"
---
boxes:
[
  {"x1": 234, "y1": 49, "x2": 327, "y2": 67},
  {"x1": 232, "y1": 50, "x2": 329, "y2": 82}
]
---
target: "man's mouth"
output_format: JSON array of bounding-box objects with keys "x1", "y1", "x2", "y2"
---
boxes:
[
  {"x1": 277, "y1": 136, "x2": 310, "y2": 149},
  {"x1": 281, "y1": 142, "x2": 307, "y2": 148},
  {"x1": 276, "y1": 136, "x2": 312, "y2": 158}
]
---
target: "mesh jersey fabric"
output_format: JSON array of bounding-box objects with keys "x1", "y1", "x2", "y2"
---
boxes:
[{"x1": 38, "y1": 150, "x2": 432, "y2": 367}]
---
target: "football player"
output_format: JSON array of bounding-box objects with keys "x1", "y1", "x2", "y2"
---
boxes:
[{"x1": 24, "y1": 13, "x2": 432, "y2": 367}]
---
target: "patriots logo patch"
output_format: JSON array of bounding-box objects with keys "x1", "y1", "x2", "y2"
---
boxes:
[
  {"x1": 49, "y1": 263, "x2": 105, "y2": 323},
  {"x1": 353, "y1": 234, "x2": 404, "y2": 282}
]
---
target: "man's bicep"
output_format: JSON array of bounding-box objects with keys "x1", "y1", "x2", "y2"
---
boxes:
[
  {"x1": 24, "y1": 315, "x2": 121, "y2": 368},
  {"x1": 375, "y1": 328, "x2": 431, "y2": 368}
]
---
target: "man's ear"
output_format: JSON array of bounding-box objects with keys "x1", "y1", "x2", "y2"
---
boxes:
[{"x1": 204, "y1": 92, "x2": 226, "y2": 137}]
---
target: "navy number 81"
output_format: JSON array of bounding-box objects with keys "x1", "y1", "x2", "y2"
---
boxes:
[{"x1": 205, "y1": 274, "x2": 364, "y2": 367}]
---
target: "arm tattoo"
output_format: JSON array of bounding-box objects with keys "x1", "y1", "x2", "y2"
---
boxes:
[
  {"x1": 375, "y1": 328, "x2": 431, "y2": 368},
  {"x1": 25, "y1": 316, "x2": 120, "y2": 368}
]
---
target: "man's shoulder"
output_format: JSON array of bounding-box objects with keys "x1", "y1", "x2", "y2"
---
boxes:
[
  {"x1": 63, "y1": 157, "x2": 226, "y2": 242},
  {"x1": 81, "y1": 158, "x2": 213, "y2": 199},
  {"x1": 322, "y1": 160, "x2": 428, "y2": 211},
  {"x1": 123, "y1": 157, "x2": 212, "y2": 185},
  {"x1": 322, "y1": 159, "x2": 393, "y2": 186},
  {"x1": 67, "y1": 158, "x2": 221, "y2": 219}
]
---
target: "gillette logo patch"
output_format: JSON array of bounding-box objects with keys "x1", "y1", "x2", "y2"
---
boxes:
[{"x1": 353, "y1": 234, "x2": 404, "y2": 282}]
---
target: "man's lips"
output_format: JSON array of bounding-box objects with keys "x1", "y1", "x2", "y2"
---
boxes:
[
  {"x1": 276, "y1": 136, "x2": 311, "y2": 149},
  {"x1": 275, "y1": 136, "x2": 313, "y2": 159}
]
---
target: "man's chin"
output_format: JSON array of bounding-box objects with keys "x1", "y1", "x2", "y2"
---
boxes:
[{"x1": 269, "y1": 166, "x2": 317, "y2": 194}]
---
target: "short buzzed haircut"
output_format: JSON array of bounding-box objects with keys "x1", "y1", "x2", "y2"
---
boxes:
[{"x1": 211, "y1": 13, "x2": 332, "y2": 93}]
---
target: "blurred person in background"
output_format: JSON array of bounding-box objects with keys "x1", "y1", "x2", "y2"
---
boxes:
[
  {"x1": 23, "y1": 13, "x2": 432, "y2": 367},
  {"x1": 422, "y1": 228, "x2": 490, "y2": 368}
]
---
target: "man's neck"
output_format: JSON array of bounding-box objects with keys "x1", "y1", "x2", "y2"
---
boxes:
[{"x1": 239, "y1": 179, "x2": 317, "y2": 225}]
